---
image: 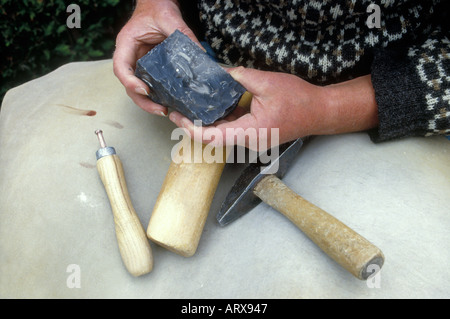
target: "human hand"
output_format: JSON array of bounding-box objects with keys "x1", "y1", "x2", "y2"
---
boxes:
[
  {"x1": 113, "y1": 0, "x2": 201, "y2": 117},
  {"x1": 169, "y1": 67, "x2": 379, "y2": 151}
]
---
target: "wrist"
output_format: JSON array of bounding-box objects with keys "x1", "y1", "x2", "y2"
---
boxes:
[{"x1": 322, "y1": 75, "x2": 379, "y2": 135}]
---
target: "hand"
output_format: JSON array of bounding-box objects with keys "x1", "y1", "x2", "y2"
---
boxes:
[
  {"x1": 113, "y1": 0, "x2": 200, "y2": 116},
  {"x1": 169, "y1": 67, "x2": 379, "y2": 150}
]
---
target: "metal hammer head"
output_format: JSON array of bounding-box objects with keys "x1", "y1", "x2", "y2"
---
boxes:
[{"x1": 217, "y1": 138, "x2": 305, "y2": 226}]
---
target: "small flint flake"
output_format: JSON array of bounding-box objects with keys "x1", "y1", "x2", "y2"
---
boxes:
[{"x1": 135, "y1": 30, "x2": 246, "y2": 126}]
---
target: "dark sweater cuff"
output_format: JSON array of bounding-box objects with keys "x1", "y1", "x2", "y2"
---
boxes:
[{"x1": 369, "y1": 48, "x2": 432, "y2": 143}]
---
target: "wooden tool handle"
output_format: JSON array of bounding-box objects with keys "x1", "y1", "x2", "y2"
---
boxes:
[
  {"x1": 147, "y1": 136, "x2": 227, "y2": 257},
  {"x1": 97, "y1": 154, "x2": 153, "y2": 276},
  {"x1": 254, "y1": 174, "x2": 384, "y2": 280}
]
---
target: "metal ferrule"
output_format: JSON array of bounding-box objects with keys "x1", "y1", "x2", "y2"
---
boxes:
[{"x1": 96, "y1": 146, "x2": 116, "y2": 160}]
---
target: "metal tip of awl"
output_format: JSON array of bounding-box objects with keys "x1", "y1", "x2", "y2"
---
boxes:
[{"x1": 95, "y1": 129, "x2": 107, "y2": 148}]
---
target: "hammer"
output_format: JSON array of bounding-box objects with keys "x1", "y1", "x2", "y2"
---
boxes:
[{"x1": 217, "y1": 138, "x2": 384, "y2": 280}]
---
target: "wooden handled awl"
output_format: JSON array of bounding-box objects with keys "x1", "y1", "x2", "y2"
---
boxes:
[
  {"x1": 218, "y1": 138, "x2": 384, "y2": 280},
  {"x1": 95, "y1": 130, "x2": 153, "y2": 276}
]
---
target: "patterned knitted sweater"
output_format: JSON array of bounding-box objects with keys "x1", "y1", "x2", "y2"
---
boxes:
[{"x1": 181, "y1": 0, "x2": 450, "y2": 142}]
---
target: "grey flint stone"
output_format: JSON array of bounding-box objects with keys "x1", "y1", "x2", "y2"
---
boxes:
[{"x1": 135, "y1": 30, "x2": 246, "y2": 126}]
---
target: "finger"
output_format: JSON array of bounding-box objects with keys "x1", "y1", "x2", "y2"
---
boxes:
[
  {"x1": 169, "y1": 111, "x2": 195, "y2": 131},
  {"x1": 127, "y1": 89, "x2": 168, "y2": 116},
  {"x1": 159, "y1": 17, "x2": 204, "y2": 50},
  {"x1": 227, "y1": 66, "x2": 270, "y2": 96},
  {"x1": 114, "y1": 44, "x2": 166, "y2": 114},
  {"x1": 166, "y1": 92, "x2": 250, "y2": 125},
  {"x1": 212, "y1": 114, "x2": 259, "y2": 148},
  {"x1": 113, "y1": 38, "x2": 150, "y2": 97},
  {"x1": 168, "y1": 111, "x2": 216, "y2": 145},
  {"x1": 170, "y1": 111, "x2": 258, "y2": 148}
]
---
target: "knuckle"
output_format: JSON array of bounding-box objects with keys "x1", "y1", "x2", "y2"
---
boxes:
[{"x1": 234, "y1": 66, "x2": 246, "y2": 74}]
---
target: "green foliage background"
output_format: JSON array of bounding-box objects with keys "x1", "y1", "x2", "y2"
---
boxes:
[{"x1": 0, "y1": 0, "x2": 133, "y2": 104}]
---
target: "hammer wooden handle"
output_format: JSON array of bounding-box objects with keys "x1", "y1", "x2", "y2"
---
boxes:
[
  {"x1": 147, "y1": 92, "x2": 250, "y2": 257},
  {"x1": 147, "y1": 137, "x2": 226, "y2": 257},
  {"x1": 254, "y1": 174, "x2": 384, "y2": 280},
  {"x1": 97, "y1": 154, "x2": 153, "y2": 276}
]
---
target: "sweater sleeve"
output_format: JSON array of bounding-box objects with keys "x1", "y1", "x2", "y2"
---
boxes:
[{"x1": 369, "y1": 27, "x2": 450, "y2": 142}]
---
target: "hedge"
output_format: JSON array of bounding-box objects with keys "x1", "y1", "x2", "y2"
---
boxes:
[{"x1": 0, "y1": 0, "x2": 133, "y2": 104}]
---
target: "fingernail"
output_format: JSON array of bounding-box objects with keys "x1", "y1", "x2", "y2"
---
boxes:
[
  {"x1": 135, "y1": 86, "x2": 149, "y2": 96},
  {"x1": 152, "y1": 110, "x2": 167, "y2": 117}
]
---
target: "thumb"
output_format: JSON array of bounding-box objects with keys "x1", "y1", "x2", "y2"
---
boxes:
[
  {"x1": 227, "y1": 66, "x2": 269, "y2": 95},
  {"x1": 161, "y1": 20, "x2": 203, "y2": 49}
]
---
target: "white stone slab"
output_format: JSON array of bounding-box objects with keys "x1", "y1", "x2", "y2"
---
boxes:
[{"x1": 1, "y1": 60, "x2": 449, "y2": 298}]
